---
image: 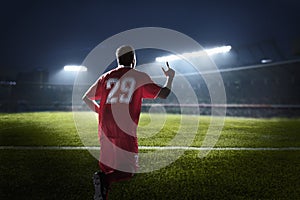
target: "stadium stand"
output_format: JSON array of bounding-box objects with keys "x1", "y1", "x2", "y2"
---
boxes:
[{"x1": 1, "y1": 60, "x2": 299, "y2": 117}]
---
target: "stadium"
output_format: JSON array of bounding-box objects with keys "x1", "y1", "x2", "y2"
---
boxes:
[
  {"x1": 2, "y1": 52, "x2": 299, "y2": 117},
  {"x1": 1, "y1": 1, "x2": 300, "y2": 200}
]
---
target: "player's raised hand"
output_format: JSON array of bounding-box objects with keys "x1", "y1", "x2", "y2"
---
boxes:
[{"x1": 161, "y1": 62, "x2": 175, "y2": 78}]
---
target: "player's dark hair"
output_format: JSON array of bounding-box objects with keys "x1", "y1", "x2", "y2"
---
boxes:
[{"x1": 116, "y1": 45, "x2": 135, "y2": 66}]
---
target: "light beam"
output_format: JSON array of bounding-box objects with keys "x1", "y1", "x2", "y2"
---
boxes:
[
  {"x1": 63, "y1": 65, "x2": 87, "y2": 72},
  {"x1": 155, "y1": 45, "x2": 232, "y2": 62}
]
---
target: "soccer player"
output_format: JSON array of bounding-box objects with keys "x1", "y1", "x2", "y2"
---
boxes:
[{"x1": 82, "y1": 45, "x2": 175, "y2": 200}]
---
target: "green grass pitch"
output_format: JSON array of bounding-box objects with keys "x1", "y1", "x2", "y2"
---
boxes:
[{"x1": 1, "y1": 112, "x2": 300, "y2": 199}]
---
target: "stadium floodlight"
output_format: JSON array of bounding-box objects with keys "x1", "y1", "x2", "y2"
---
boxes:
[
  {"x1": 155, "y1": 45, "x2": 232, "y2": 62},
  {"x1": 205, "y1": 45, "x2": 231, "y2": 55},
  {"x1": 63, "y1": 65, "x2": 87, "y2": 72},
  {"x1": 155, "y1": 55, "x2": 181, "y2": 62},
  {"x1": 261, "y1": 59, "x2": 272, "y2": 64}
]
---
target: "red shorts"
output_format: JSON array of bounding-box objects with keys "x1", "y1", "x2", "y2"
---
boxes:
[{"x1": 99, "y1": 134, "x2": 139, "y2": 174}]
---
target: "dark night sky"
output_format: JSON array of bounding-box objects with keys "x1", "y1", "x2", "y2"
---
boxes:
[{"x1": 1, "y1": 0, "x2": 300, "y2": 79}]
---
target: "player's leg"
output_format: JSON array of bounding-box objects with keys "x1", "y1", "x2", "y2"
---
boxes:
[
  {"x1": 98, "y1": 163, "x2": 134, "y2": 199},
  {"x1": 104, "y1": 170, "x2": 134, "y2": 185},
  {"x1": 97, "y1": 135, "x2": 138, "y2": 199},
  {"x1": 93, "y1": 172, "x2": 102, "y2": 200},
  {"x1": 93, "y1": 171, "x2": 108, "y2": 200},
  {"x1": 93, "y1": 171, "x2": 133, "y2": 200},
  {"x1": 99, "y1": 170, "x2": 133, "y2": 200}
]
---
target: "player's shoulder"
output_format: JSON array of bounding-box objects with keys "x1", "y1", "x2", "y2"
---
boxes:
[
  {"x1": 99, "y1": 67, "x2": 120, "y2": 79},
  {"x1": 97, "y1": 71, "x2": 111, "y2": 82},
  {"x1": 99, "y1": 67, "x2": 150, "y2": 81}
]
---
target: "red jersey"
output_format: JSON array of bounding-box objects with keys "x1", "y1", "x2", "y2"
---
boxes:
[{"x1": 85, "y1": 66, "x2": 162, "y2": 172}]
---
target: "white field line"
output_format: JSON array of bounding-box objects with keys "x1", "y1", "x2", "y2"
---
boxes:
[{"x1": 1, "y1": 146, "x2": 300, "y2": 151}]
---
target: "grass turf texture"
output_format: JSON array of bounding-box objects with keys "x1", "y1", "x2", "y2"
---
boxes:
[{"x1": 1, "y1": 112, "x2": 300, "y2": 199}]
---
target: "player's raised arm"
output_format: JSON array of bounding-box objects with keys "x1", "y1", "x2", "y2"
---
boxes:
[{"x1": 157, "y1": 62, "x2": 175, "y2": 99}]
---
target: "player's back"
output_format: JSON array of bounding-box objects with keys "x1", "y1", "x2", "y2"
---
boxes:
[{"x1": 98, "y1": 66, "x2": 153, "y2": 139}]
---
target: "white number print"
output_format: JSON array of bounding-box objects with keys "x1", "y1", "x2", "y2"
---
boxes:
[{"x1": 106, "y1": 77, "x2": 136, "y2": 104}]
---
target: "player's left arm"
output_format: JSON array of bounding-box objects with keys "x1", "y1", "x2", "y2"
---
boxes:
[{"x1": 82, "y1": 81, "x2": 100, "y2": 113}]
